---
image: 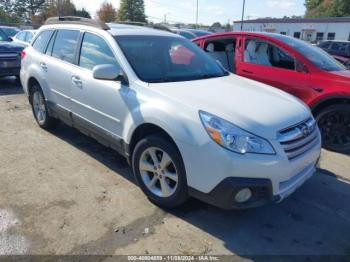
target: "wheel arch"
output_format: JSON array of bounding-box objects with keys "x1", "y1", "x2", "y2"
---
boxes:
[
  {"x1": 27, "y1": 77, "x2": 41, "y2": 104},
  {"x1": 311, "y1": 96, "x2": 350, "y2": 116},
  {"x1": 128, "y1": 123, "x2": 181, "y2": 162}
]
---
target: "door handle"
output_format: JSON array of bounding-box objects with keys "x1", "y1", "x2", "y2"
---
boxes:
[
  {"x1": 40, "y1": 62, "x2": 48, "y2": 71},
  {"x1": 242, "y1": 69, "x2": 253, "y2": 74},
  {"x1": 71, "y1": 75, "x2": 82, "y2": 87}
]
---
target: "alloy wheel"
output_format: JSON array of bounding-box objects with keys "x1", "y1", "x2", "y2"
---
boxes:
[
  {"x1": 32, "y1": 91, "x2": 47, "y2": 125},
  {"x1": 318, "y1": 109, "x2": 350, "y2": 150},
  {"x1": 139, "y1": 147, "x2": 178, "y2": 198}
]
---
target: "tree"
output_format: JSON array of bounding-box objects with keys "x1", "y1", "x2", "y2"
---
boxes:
[
  {"x1": 305, "y1": 0, "x2": 350, "y2": 17},
  {"x1": 33, "y1": 0, "x2": 76, "y2": 27},
  {"x1": 97, "y1": 2, "x2": 117, "y2": 22},
  {"x1": 118, "y1": 0, "x2": 146, "y2": 22},
  {"x1": 0, "y1": 0, "x2": 47, "y2": 23},
  {"x1": 211, "y1": 22, "x2": 222, "y2": 28},
  {"x1": 0, "y1": 8, "x2": 20, "y2": 24},
  {"x1": 75, "y1": 8, "x2": 91, "y2": 18}
]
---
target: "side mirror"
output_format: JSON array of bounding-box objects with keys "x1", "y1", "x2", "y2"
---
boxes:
[
  {"x1": 93, "y1": 64, "x2": 129, "y2": 85},
  {"x1": 7, "y1": 37, "x2": 13, "y2": 42}
]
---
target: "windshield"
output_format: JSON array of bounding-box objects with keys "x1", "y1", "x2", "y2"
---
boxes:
[
  {"x1": 1, "y1": 27, "x2": 19, "y2": 37},
  {"x1": 115, "y1": 35, "x2": 228, "y2": 83},
  {"x1": 274, "y1": 34, "x2": 345, "y2": 72}
]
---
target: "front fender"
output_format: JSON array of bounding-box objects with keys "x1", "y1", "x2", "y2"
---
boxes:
[{"x1": 122, "y1": 100, "x2": 203, "y2": 147}]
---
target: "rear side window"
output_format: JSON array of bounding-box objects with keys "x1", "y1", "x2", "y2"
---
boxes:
[
  {"x1": 16, "y1": 32, "x2": 26, "y2": 41},
  {"x1": 32, "y1": 30, "x2": 53, "y2": 53},
  {"x1": 319, "y1": 41, "x2": 331, "y2": 49},
  {"x1": 79, "y1": 32, "x2": 119, "y2": 70},
  {"x1": 52, "y1": 30, "x2": 80, "y2": 64}
]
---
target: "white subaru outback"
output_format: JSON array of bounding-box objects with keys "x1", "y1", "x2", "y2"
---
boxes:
[{"x1": 20, "y1": 17, "x2": 321, "y2": 209}]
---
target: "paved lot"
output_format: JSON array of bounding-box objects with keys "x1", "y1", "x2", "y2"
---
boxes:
[{"x1": 0, "y1": 77, "x2": 350, "y2": 257}]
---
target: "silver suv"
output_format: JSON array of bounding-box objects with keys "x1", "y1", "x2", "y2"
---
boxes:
[{"x1": 21, "y1": 17, "x2": 321, "y2": 209}]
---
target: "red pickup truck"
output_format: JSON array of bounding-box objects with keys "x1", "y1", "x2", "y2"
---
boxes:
[{"x1": 193, "y1": 32, "x2": 350, "y2": 153}]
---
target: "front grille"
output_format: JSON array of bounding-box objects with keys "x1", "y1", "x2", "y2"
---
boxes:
[{"x1": 278, "y1": 118, "x2": 319, "y2": 160}]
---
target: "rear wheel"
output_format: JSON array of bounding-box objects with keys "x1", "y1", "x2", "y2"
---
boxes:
[
  {"x1": 30, "y1": 85, "x2": 57, "y2": 129},
  {"x1": 132, "y1": 135, "x2": 188, "y2": 209},
  {"x1": 316, "y1": 104, "x2": 350, "y2": 153}
]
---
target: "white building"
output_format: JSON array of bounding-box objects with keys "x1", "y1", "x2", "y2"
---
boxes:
[{"x1": 233, "y1": 17, "x2": 350, "y2": 43}]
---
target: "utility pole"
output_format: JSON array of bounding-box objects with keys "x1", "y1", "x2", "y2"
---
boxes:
[
  {"x1": 240, "y1": 0, "x2": 246, "y2": 31},
  {"x1": 196, "y1": 0, "x2": 199, "y2": 28}
]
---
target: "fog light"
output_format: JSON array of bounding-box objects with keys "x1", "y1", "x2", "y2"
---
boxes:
[{"x1": 235, "y1": 188, "x2": 252, "y2": 203}]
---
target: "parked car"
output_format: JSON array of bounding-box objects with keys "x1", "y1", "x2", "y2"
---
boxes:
[
  {"x1": 0, "y1": 26, "x2": 20, "y2": 39},
  {"x1": 0, "y1": 28, "x2": 24, "y2": 78},
  {"x1": 318, "y1": 40, "x2": 350, "y2": 59},
  {"x1": 194, "y1": 32, "x2": 350, "y2": 153},
  {"x1": 186, "y1": 29, "x2": 211, "y2": 38},
  {"x1": 13, "y1": 30, "x2": 36, "y2": 46},
  {"x1": 172, "y1": 28, "x2": 197, "y2": 40},
  {"x1": 21, "y1": 17, "x2": 321, "y2": 210}
]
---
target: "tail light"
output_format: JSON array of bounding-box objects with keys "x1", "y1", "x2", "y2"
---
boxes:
[{"x1": 20, "y1": 50, "x2": 26, "y2": 59}]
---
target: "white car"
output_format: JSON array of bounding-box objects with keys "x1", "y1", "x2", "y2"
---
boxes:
[
  {"x1": 13, "y1": 30, "x2": 36, "y2": 46},
  {"x1": 20, "y1": 17, "x2": 321, "y2": 209}
]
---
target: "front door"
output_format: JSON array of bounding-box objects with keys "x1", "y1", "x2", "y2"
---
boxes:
[
  {"x1": 237, "y1": 37, "x2": 311, "y2": 101},
  {"x1": 70, "y1": 32, "x2": 129, "y2": 148}
]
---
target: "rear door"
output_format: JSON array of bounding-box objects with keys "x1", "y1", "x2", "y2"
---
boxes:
[
  {"x1": 70, "y1": 31, "x2": 129, "y2": 146},
  {"x1": 237, "y1": 36, "x2": 311, "y2": 100},
  {"x1": 45, "y1": 29, "x2": 80, "y2": 118}
]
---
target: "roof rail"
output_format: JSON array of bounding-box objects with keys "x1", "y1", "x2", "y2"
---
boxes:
[
  {"x1": 45, "y1": 16, "x2": 110, "y2": 30},
  {"x1": 115, "y1": 21, "x2": 172, "y2": 32}
]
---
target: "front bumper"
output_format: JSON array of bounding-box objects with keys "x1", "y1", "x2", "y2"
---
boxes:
[
  {"x1": 178, "y1": 130, "x2": 321, "y2": 210},
  {"x1": 189, "y1": 162, "x2": 317, "y2": 210}
]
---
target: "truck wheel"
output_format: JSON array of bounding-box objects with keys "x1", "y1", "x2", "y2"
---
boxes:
[
  {"x1": 316, "y1": 104, "x2": 350, "y2": 153},
  {"x1": 132, "y1": 135, "x2": 188, "y2": 209},
  {"x1": 30, "y1": 85, "x2": 57, "y2": 130}
]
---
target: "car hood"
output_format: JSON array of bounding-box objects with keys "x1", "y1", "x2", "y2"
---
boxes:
[
  {"x1": 0, "y1": 42, "x2": 24, "y2": 53},
  {"x1": 148, "y1": 75, "x2": 311, "y2": 139}
]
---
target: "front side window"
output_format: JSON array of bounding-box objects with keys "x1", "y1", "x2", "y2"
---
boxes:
[
  {"x1": 244, "y1": 38, "x2": 296, "y2": 71},
  {"x1": 52, "y1": 30, "x2": 80, "y2": 64},
  {"x1": 25, "y1": 32, "x2": 34, "y2": 43},
  {"x1": 32, "y1": 30, "x2": 53, "y2": 53},
  {"x1": 115, "y1": 35, "x2": 227, "y2": 83},
  {"x1": 274, "y1": 34, "x2": 345, "y2": 72},
  {"x1": 79, "y1": 32, "x2": 119, "y2": 70}
]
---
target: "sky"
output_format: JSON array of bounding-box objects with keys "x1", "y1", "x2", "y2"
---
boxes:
[{"x1": 71, "y1": 0, "x2": 306, "y2": 25}]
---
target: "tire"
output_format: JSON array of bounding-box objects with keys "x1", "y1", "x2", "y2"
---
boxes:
[
  {"x1": 132, "y1": 135, "x2": 188, "y2": 209},
  {"x1": 316, "y1": 104, "x2": 350, "y2": 153},
  {"x1": 30, "y1": 85, "x2": 58, "y2": 130}
]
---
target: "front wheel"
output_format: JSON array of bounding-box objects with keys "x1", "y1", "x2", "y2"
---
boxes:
[
  {"x1": 316, "y1": 104, "x2": 350, "y2": 153},
  {"x1": 132, "y1": 135, "x2": 188, "y2": 209}
]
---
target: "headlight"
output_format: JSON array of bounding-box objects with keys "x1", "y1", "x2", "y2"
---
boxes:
[{"x1": 199, "y1": 111, "x2": 275, "y2": 155}]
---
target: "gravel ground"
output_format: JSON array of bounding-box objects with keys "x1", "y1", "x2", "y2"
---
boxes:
[{"x1": 0, "y1": 77, "x2": 350, "y2": 257}]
